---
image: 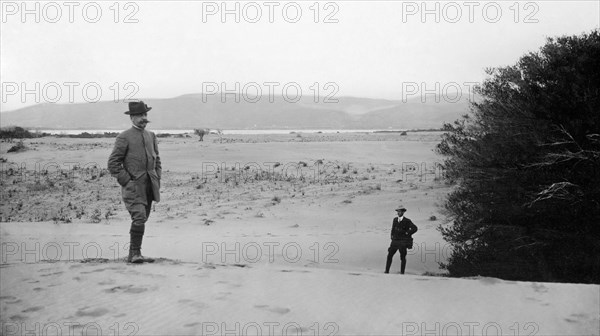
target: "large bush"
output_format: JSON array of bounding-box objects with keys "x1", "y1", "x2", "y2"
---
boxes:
[{"x1": 437, "y1": 30, "x2": 600, "y2": 283}]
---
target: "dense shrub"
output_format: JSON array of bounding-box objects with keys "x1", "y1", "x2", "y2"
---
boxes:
[{"x1": 437, "y1": 30, "x2": 600, "y2": 283}]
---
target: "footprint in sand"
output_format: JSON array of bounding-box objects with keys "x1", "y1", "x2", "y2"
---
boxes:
[
  {"x1": 565, "y1": 313, "x2": 589, "y2": 324},
  {"x1": 75, "y1": 307, "x2": 110, "y2": 317},
  {"x1": 254, "y1": 304, "x2": 291, "y2": 315},
  {"x1": 104, "y1": 285, "x2": 148, "y2": 294},
  {"x1": 8, "y1": 314, "x2": 27, "y2": 321},
  {"x1": 22, "y1": 306, "x2": 44, "y2": 313},
  {"x1": 0, "y1": 296, "x2": 21, "y2": 304}
]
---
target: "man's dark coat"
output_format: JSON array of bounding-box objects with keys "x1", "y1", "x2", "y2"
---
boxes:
[
  {"x1": 107, "y1": 127, "x2": 161, "y2": 209},
  {"x1": 390, "y1": 217, "x2": 418, "y2": 246}
]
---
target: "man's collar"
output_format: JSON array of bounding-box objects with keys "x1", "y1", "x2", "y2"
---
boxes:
[{"x1": 132, "y1": 125, "x2": 144, "y2": 131}]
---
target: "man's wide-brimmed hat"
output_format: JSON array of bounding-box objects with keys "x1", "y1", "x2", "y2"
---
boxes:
[
  {"x1": 395, "y1": 205, "x2": 407, "y2": 211},
  {"x1": 124, "y1": 101, "x2": 152, "y2": 115}
]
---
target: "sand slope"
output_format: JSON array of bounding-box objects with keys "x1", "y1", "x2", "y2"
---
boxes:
[
  {"x1": 1, "y1": 133, "x2": 598, "y2": 335},
  {"x1": 1, "y1": 253, "x2": 598, "y2": 335}
]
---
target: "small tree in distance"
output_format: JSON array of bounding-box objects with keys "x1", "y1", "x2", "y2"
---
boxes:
[
  {"x1": 194, "y1": 128, "x2": 208, "y2": 141},
  {"x1": 436, "y1": 30, "x2": 600, "y2": 283}
]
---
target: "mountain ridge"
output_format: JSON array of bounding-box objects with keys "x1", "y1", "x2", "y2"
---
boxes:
[{"x1": 1, "y1": 94, "x2": 471, "y2": 130}]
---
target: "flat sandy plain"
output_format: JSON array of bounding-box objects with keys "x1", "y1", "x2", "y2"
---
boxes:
[{"x1": 1, "y1": 131, "x2": 598, "y2": 336}]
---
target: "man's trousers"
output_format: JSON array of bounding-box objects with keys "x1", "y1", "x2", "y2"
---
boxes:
[{"x1": 127, "y1": 178, "x2": 153, "y2": 252}]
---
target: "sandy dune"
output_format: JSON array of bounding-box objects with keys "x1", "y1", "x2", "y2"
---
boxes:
[
  {"x1": 1, "y1": 132, "x2": 598, "y2": 335},
  {"x1": 2, "y1": 255, "x2": 598, "y2": 335}
]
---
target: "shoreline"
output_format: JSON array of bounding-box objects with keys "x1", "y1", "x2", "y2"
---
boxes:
[{"x1": 29, "y1": 129, "x2": 444, "y2": 136}]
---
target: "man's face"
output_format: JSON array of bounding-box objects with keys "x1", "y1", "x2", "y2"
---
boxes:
[
  {"x1": 396, "y1": 210, "x2": 405, "y2": 216},
  {"x1": 131, "y1": 112, "x2": 149, "y2": 129}
]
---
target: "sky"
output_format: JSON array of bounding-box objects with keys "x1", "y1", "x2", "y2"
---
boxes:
[{"x1": 1, "y1": 0, "x2": 599, "y2": 112}]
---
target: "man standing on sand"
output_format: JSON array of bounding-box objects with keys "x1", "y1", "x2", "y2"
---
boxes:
[
  {"x1": 385, "y1": 205, "x2": 418, "y2": 274},
  {"x1": 108, "y1": 101, "x2": 161, "y2": 263}
]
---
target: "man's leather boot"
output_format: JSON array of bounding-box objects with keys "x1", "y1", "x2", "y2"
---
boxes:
[
  {"x1": 137, "y1": 234, "x2": 155, "y2": 263},
  {"x1": 129, "y1": 225, "x2": 144, "y2": 264},
  {"x1": 129, "y1": 249, "x2": 144, "y2": 263}
]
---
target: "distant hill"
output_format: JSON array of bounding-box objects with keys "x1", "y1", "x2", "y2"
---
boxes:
[{"x1": 0, "y1": 93, "x2": 471, "y2": 130}]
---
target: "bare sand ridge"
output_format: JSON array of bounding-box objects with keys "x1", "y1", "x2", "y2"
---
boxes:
[{"x1": 1, "y1": 132, "x2": 598, "y2": 335}]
